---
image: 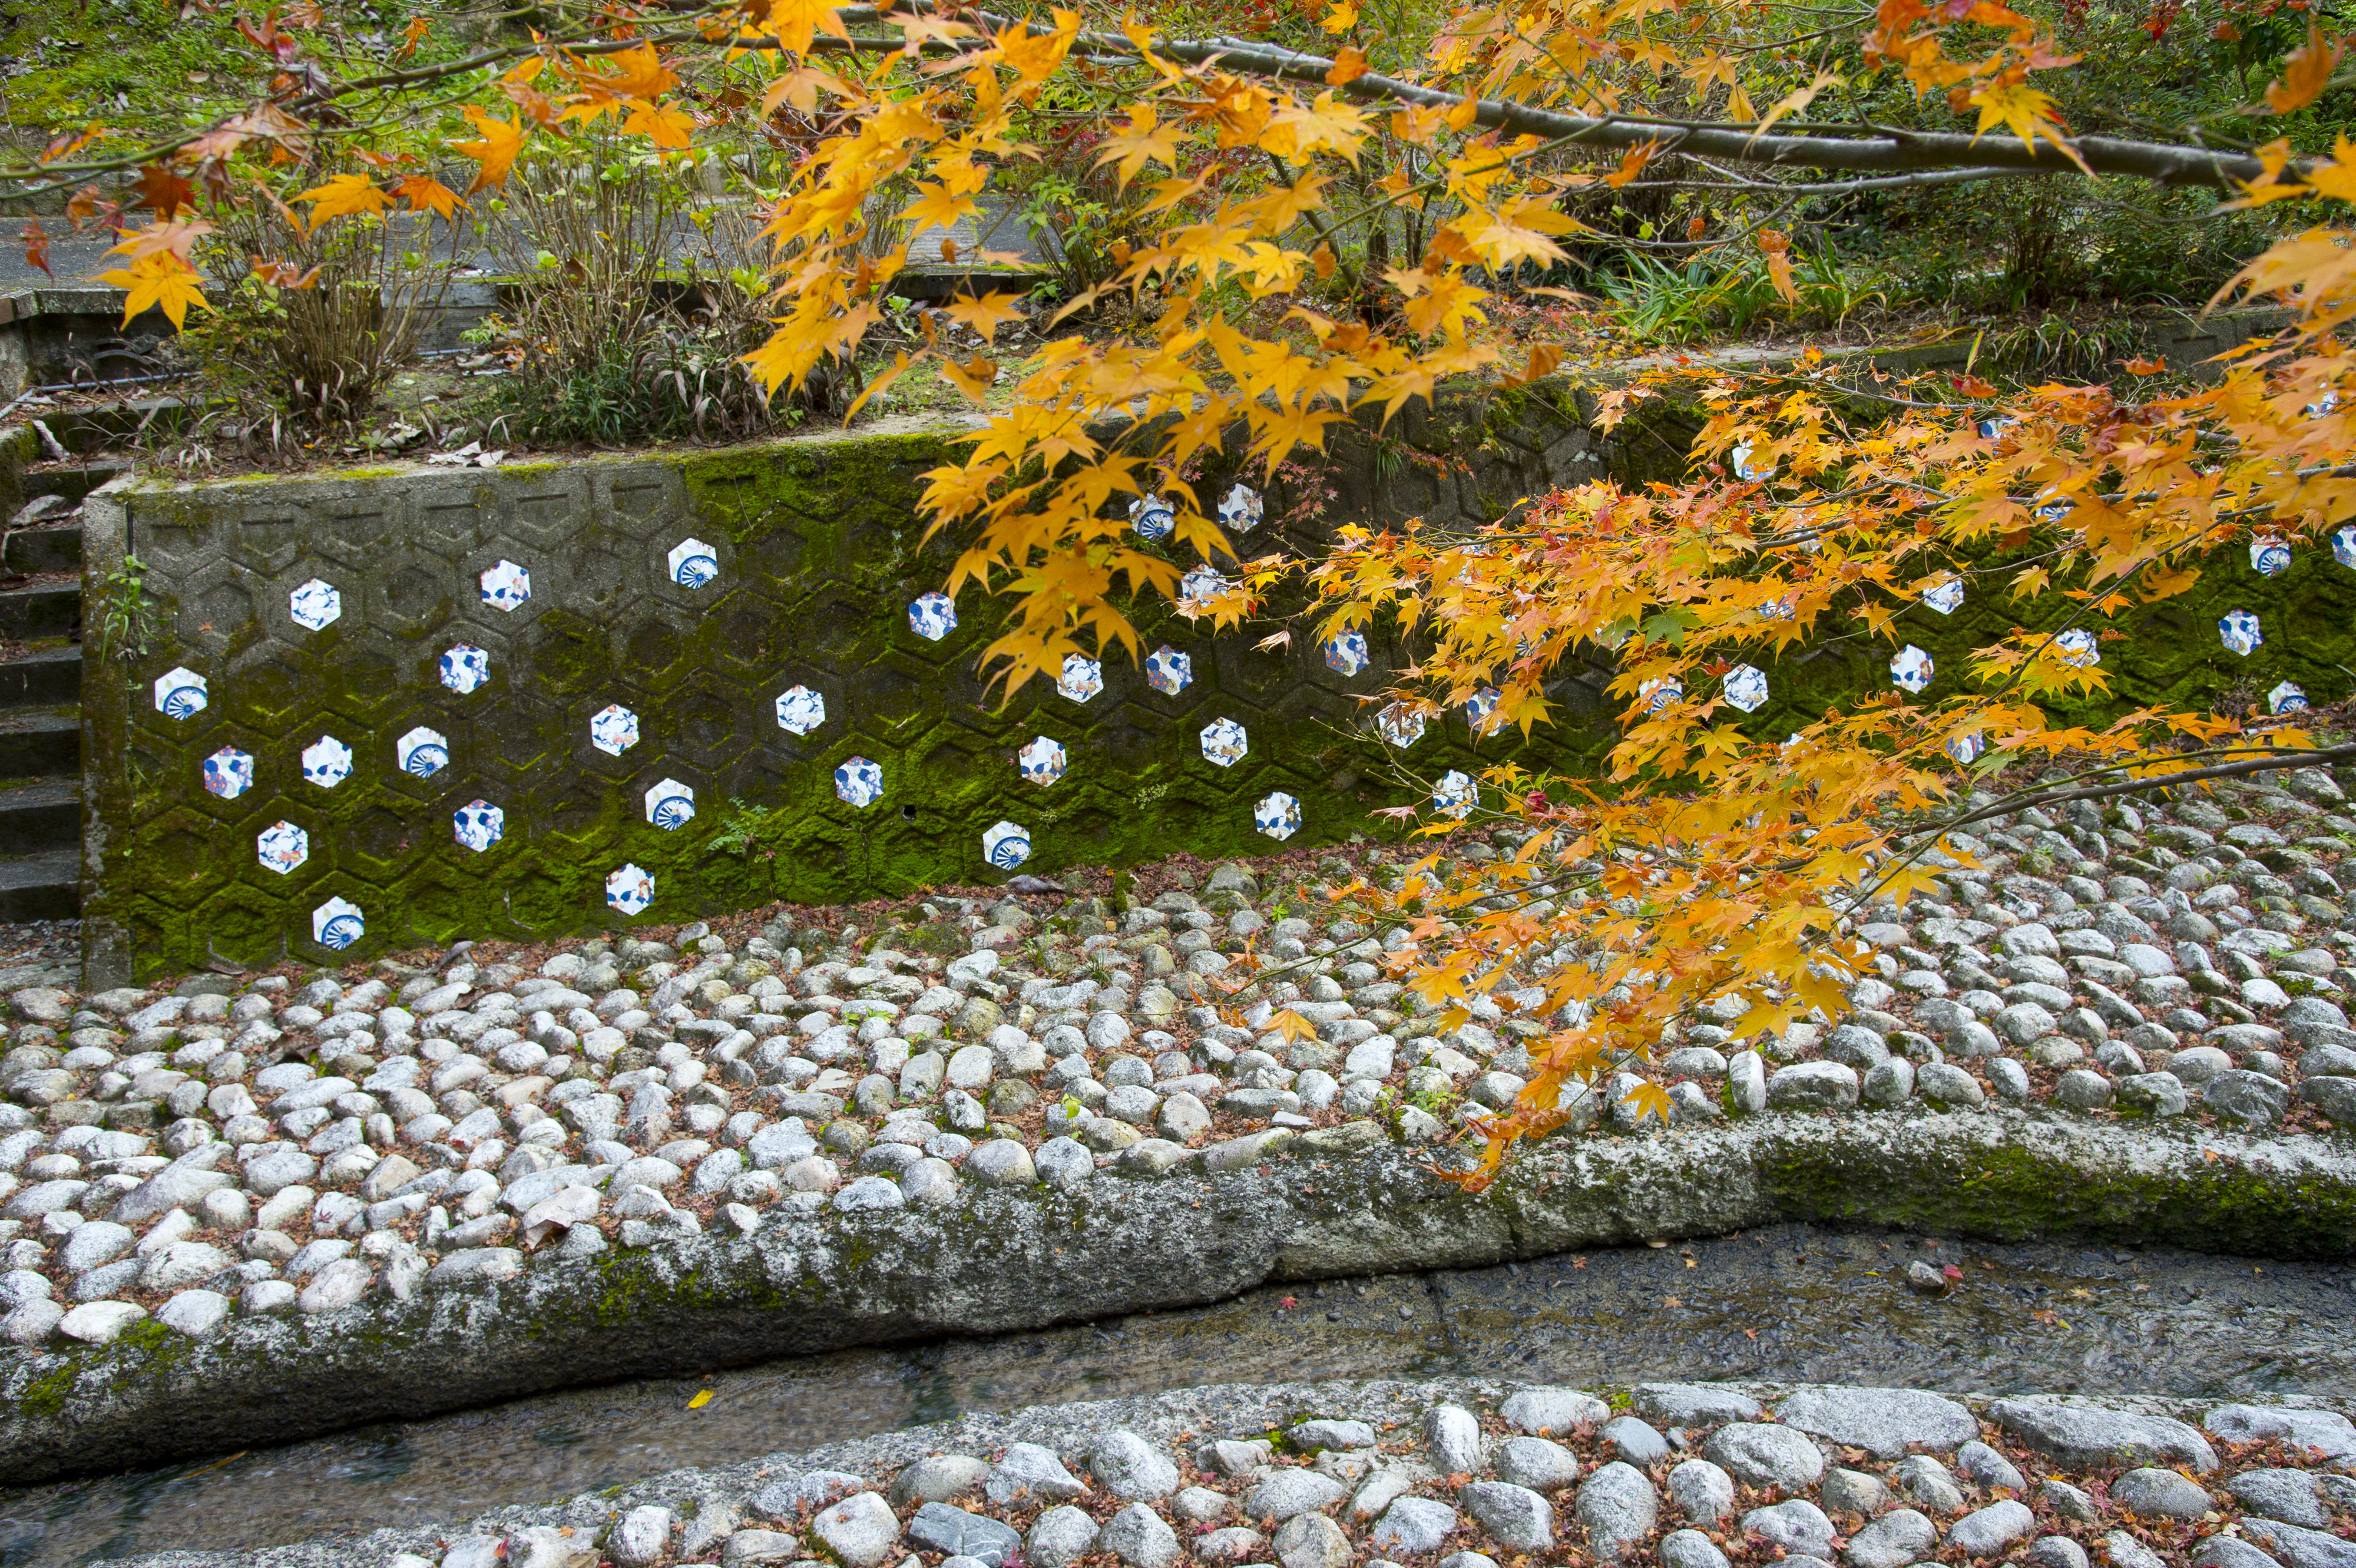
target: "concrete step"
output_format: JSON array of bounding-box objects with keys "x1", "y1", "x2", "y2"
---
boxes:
[
  {"x1": 0, "y1": 710, "x2": 78, "y2": 777},
  {"x1": 0, "y1": 646, "x2": 78, "y2": 709},
  {"x1": 0, "y1": 779, "x2": 77, "y2": 856},
  {"x1": 0, "y1": 848, "x2": 78, "y2": 921},
  {"x1": 3, "y1": 524, "x2": 80, "y2": 574},
  {"x1": 23, "y1": 462, "x2": 125, "y2": 505},
  {"x1": 0, "y1": 580, "x2": 76, "y2": 640}
]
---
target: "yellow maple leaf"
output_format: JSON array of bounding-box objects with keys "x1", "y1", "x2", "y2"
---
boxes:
[
  {"x1": 941, "y1": 291, "x2": 1028, "y2": 344},
  {"x1": 453, "y1": 108, "x2": 527, "y2": 193},
  {"x1": 2264, "y1": 26, "x2": 2344, "y2": 115},
  {"x1": 1321, "y1": 0, "x2": 1357, "y2": 32},
  {"x1": 766, "y1": 0, "x2": 850, "y2": 55},
  {"x1": 394, "y1": 174, "x2": 467, "y2": 223},
  {"x1": 1966, "y1": 79, "x2": 2086, "y2": 167},
  {"x1": 623, "y1": 100, "x2": 696, "y2": 150},
  {"x1": 292, "y1": 172, "x2": 391, "y2": 230},
  {"x1": 97, "y1": 250, "x2": 207, "y2": 329},
  {"x1": 1094, "y1": 104, "x2": 1183, "y2": 188}
]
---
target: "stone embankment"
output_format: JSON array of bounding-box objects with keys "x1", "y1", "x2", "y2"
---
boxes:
[
  {"x1": 3, "y1": 768, "x2": 2356, "y2": 1477},
  {"x1": 113, "y1": 1380, "x2": 2356, "y2": 1568}
]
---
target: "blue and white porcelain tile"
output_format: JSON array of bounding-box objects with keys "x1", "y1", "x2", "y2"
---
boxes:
[
  {"x1": 1144, "y1": 645, "x2": 1192, "y2": 695},
  {"x1": 312, "y1": 897, "x2": 364, "y2": 951},
  {"x1": 1722, "y1": 664, "x2": 1768, "y2": 713},
  {"x1": 1219, "y1": 483, "x2": 1263, "y2": 533},
  {"x1": 667, "y1": 538, "x2": 719, "y2": 590},
  {"x1": 643, "y1": 778, "x2": 696, "y2": 830},
  {"x1": 1199, "y1": 716, "x2": 1248, "y2": 768},
  {"x1": 2219, "y1": 610, "x2": 2263, "y2": 657},
  {"x1": 1375, "y1": 702, "x2": 1424, "y2": 748},
  {"x1": 1434, "y1": 770, "x2": 1477, "y2": 820},
  {"x1": 774, "y1": 685, "x2": 826, "y2": 736},
  {"x1": 1921, "y1": 575, "x2": 1965, "y2": 615},
  {"x1": 1254, "y1": 790, "x2": 1300, "y2": 840},
  {"x1": 439, "y1": 644, "x2": 490, "y2": 695},
  {"x1": 201, "y1": 746, "x2": 253, "y2": 800},
  {"x1": 908, "y1": 592, "x2": 957, "y2": 641},
  {"x1": 478, "y1": 559, "x2": 531, "y2": 613},
  {"x1": 835, "y1": 756, "x2": 884, "y2": 808},
  {"x1": 983, "y1": 820, "x2": 1031, "y2": 870},
  {"x1": 1640, "y1": 676, "x2": 1683, "y2": 712},
  {"x1": 2252, "y1": 534, "x2": 2292, "y2": 578},
  {"x1": 154, "y1": 667, "x2": 207, "y2": 719},
  {"x1": 1465, "y1": 686, "x2": 1500, "y2": 730},
  {"x1": 453, "y1": 799, "x2": 504, "y2": 853},
  {"x1": 301, "y1": 735, "x2": 354, "y2": 788},
  {"x1": 1890, "y1": 646, "x2": 1933, "y2": 693},
  {"x1": 1056, "y1": 653, "x2": 1103, "y2": 703},
  {"x1": 1018, "y1": 736, "x2": 1067, "y2": 786},
  {"x1": 257, "y1": 820, "x2": 309, "y2": 875},
  {"x1": 2054, "y1": 629, "x2": 2100, "y2": 667},
  {"x1": 1322, "y1": 632, "x2": 1369, "y2": 677},
  {"x1": 396, "y1": 726, "x2": 449, "y2": 778},
  {"x1": 288, "y1": 579, "x2": 341, "y2": 632},
  {"x1": 606, "y1": 862, "x2": 655, "y2": 917},
  {"x1": 1946, "y1": 731, "x2": 1986, "y2": 765},
  {"x1": 2271, "y1": 681, "x2": 2310, "y2": 714},
  {"x1": 591, "y1": 704, "x2": 640, "y2": 756},
  {"x1": 1129, "y1": 493, "x2": 1175, "y2": 542}
]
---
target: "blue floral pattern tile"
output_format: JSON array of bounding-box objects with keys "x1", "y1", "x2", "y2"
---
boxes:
[
  {"x1": 154, "y1": 667, "x2": 207, "y2": 719},
  {"x1": 1465, "y1": 686, "x2": 1500, "y2": 730},
  {"x1": 1177, "y1": 565, "x2": 1230, "y2": 616},
  {"x1": 1433, "y1": 769, "x2": 1477, "y2": 820},
  {"x1": 257, "y1": 820, "x2": 309, "y2": 875},
  {"x1": 1376, "y1": 702, "x2": 1425, "y2": 748},
  {"x1": 1056, "y1": 653, "x2": 1103, "y2": 703},
  {"x1": 1199, "y1": 716, "x2": 1248, "y2": 767},
  {"x1": 201, "y1": 746, "x2": 253, "y2": 800},
  {"x1": 984, "y1": 819, "x2": 1031, "y2": 869},
  {"x1": 773, "y1": 685, "x2": 826, "y2": 736},
  {"x1": 835, "y1": 755, "x2": 884, "y2": 807},
  {"x1": 1921, "y1": 575, "x2": 1965, "y2": 615},
  {"x1": 453, "y1": 799, "x2": 504, "y2": 852},
  {"x1": 1129, "y1": 493, "x2": 1175, "y2": 541},
  {"x1": 2219, "y1": 609, "x2": 2263, "y2": 657},
  {"x1": 289, "y1": 578, "x2": 341, "y2": 631},
  {"x1": 591, "y1": 704, "x2": 640, "y2": 756},
  {"x1": 1018, "y1": 735, "x2": 1067, "y2": 786},
  {"x1": 439, "y1": 644, "x2": 490, "y2": 695},
  {"x1": 1890, "y1": 645, "x2": 1934, "y2": 693},
  {"x1": 312, "y1": 896, "x2": 364, "y2": 951},
  {"x1": 1219, "y1": 483, "x2": 1263, "y2": 533},
  {"x1": 2335, "y1": 524, "x2": 2356, "y2": 570},
  {"x1": 1322, "y1": 632, "x2": 1369, "y2": 676},
  {"x1": 643, "y1": 778, "x2": 696, "y2": 829},
  {"x1": 396, "y1": 725, "x2": 449, "y2": 778},
  {"x1": 605, "y1": 862, "x2": 654, "y2": 917},
  {"x1": 2054, "y1": 629, "x2": 2100, "y2": 668},
  {"x1": 2252, "y1": 534, "x2": 2292, "y2": 577},
  {"x1": 667, "y1": 538, "x2": 719, "y2": 589},
  {"x1": 908, "y1": 591, "x2": 957, "y2": 641},
  {"x1": 301, "y1": 735, "x2": 354, "y2": 788},
  {"x1": 2271, "y1": 680, "x2": 2310, "y2": 714},
  {"x1": 1254, "y1": 790, "x2": 1300, "y2": 840},
  {"x1": 479, "y1": 559, "x2": 531, "y2": 612},
  {"x1": 1144, "y1": 645, "x2": 1193, "y2": 695},
  {"x1": 1729, "y1": 442, "x2": 1772, "y2": 480},
  {"x1": 1640, "y1": 676, "x2": 1684, "y2": 712},
  {"x1": 1946, "y1": 731, "x2": 1986, "y2": 765},
  {"x1": 1722, "y1": 664, "x2": 1768, "y2": 713}
]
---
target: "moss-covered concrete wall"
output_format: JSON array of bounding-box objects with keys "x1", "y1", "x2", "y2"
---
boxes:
[{"x1": 78, "y1": 408, "x2": 1619, "y2": 983}]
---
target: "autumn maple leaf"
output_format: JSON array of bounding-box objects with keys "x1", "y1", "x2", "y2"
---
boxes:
[
  {"x1": 452, "y1": 107, "x2": 527, "y2": 193},
  {"x1": 96, "y1": 250, "x2": 207, "y2": 329},
  {"x1": 292, "y1": 172, "x2": 391, "y2": 230}
]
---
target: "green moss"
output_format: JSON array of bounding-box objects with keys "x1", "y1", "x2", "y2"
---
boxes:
[{"x1": 18, "y1": 1359, "x2": 77, "y2": 1420}]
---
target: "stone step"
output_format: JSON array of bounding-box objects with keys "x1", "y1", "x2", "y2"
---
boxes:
[
  {"x1": 0, "y1": 645, "x2": 78, "y2": 709},
  {"x1": 0, "y1": 778, "x2": 77, "y2": 855},
  {"x1": 23, "y1": 462, "x2": 126, "y2": 505},
  {"x1": 0, "y1": 579, "x2": 77, "y2": 640},
  {"x1": 2, "y1": 522, "x2": 81, "y2": 573},
  {"x1": 0, "y1": 847, "x2": 78, "y2": 920},
  {"x1": 0, "y1": 709, "x2": 79, "y2": 777}
]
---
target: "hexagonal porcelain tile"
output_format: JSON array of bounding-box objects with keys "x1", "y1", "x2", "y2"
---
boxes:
[
  {"x1": 668, "y1": 538, "x2": 719, "y2": 589},
  {"x1": 1890, "y1": 645, "x2": 1934, "y2": 693},
  {"x1": 201, "y1": 746, "x2": 253, "y2": 800},
  {"x1": 479, "y1": 559, "x2": 531, "y2": 612},
  {"x1": 2252, "y1": 535, "x2": 2292, "y2": 578},
  {"x1": 1465, "y1": 686, "x2": 1500, "y2": 731},
  {"x1": 1018, "y1": 736, "x2": 1067, "y2": 786},
  {"x1": 908, "y1": 592, "x2": 957, "y2": 641},
  {"x1": 2219, "y1": 609, "x2": 2263, "y2": 657},
  {"x1": 439, "y1": 644, "x2": 490, "y2": 695},
  {"x1": 1921, "y1": 575, "x2": 1965, "y2": 615},
  {"x1": 312, "y1": 896, "x2": 364, "y2": 951},
  {"x1": 774, "y1": 686, "x2": 826, "y2": 736},
  {"x1": 1254, "y1": 790, "x2": 1300, "y2": 840},
  {"x1": 1322, "y1": 632, "x2": 1369, "y2": 677},
  {"x1": 606, "y1": 862, "x2": 655, "y2": 917},
  {"x1": 301, "y1": 735, "x2": 354, "y2": 788},
  {"x1": 1729, "y1": 441, "x2": 1772, "y2": 480},
  {"x1": 257, "y1": 820, "x2": 309, "y2": 875},
  {"x1": 2334, "y1": 524, "x2": 2356, "y2": 570},
  {"x1": 644, "y1": 778, "x2": 696, "y2": 829},
  {"x1": 396, "y1": 725, "x2": 449, "y2": 778},
  {"x1": 1975, "y1": 416, "x2": 2018, "y2": 441},
  {"x1": 453, "y1": 799, "x2": 505, "y2": 853},
  {"x1": 1144, "y1": 645, "x2": 1192, "y2": 695},
  {"x1": 2054, "y1": 629, "x2": 2100, "y2": 667},
  {"x1": 289, "y1": 578, "x2": 341, "y2": 632},
  {"x1": 1056, "y1": 653, "x2": 1103, "y2": 703},
  {"x1": 1219, "y1": 483, "x2": 1263, "y2": 533},
  {"x1": 2271, "y1": 681, "x2": 2309, "y2": 714},
  {"x1": 591, "y1": 704, "x2": 640, "y2": 756},
  {"x1": 1199, "y1": 716, "x2": 1248, "y2": 768},
  {"x1": 1376, "y1": 702, "x2": 1425, "y2": 748},
  {"x1": 1760, "y1": 594, "x2": 1798, "y2": 621},
  {"x1": 1129, "y1": 493, "x2": 1175, "y2": 541},
  {"x1": 1946, "y1": 731, "x2": 1986, "y2": 765},
  {"x1": 982, "y1": 819, "x2": 1031, "y2": 870},
  {"x1": 1434, "y1": 769, "x2": 1478, "y2": 820},
  {"x1": 835, "y1": 755, "x2": 884, "y2": 807},
  {"x1": 1640, "y1": 677, "x2": 1684, "y2": 713},
  {"x1": 153, "y1": 667, "x2": 207, "y2": 719},
  {"x1": 1722, "y1": 664, "x2": 1769, "y2": 713},
  {"x1": 1177, "y1": 566, "x2": 1230, "y2": 616}
]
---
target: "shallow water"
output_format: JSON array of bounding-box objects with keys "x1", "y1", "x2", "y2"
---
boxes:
[{"x1": 9, "y1": 1221, "x2": 2356, "y2": 1567}]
